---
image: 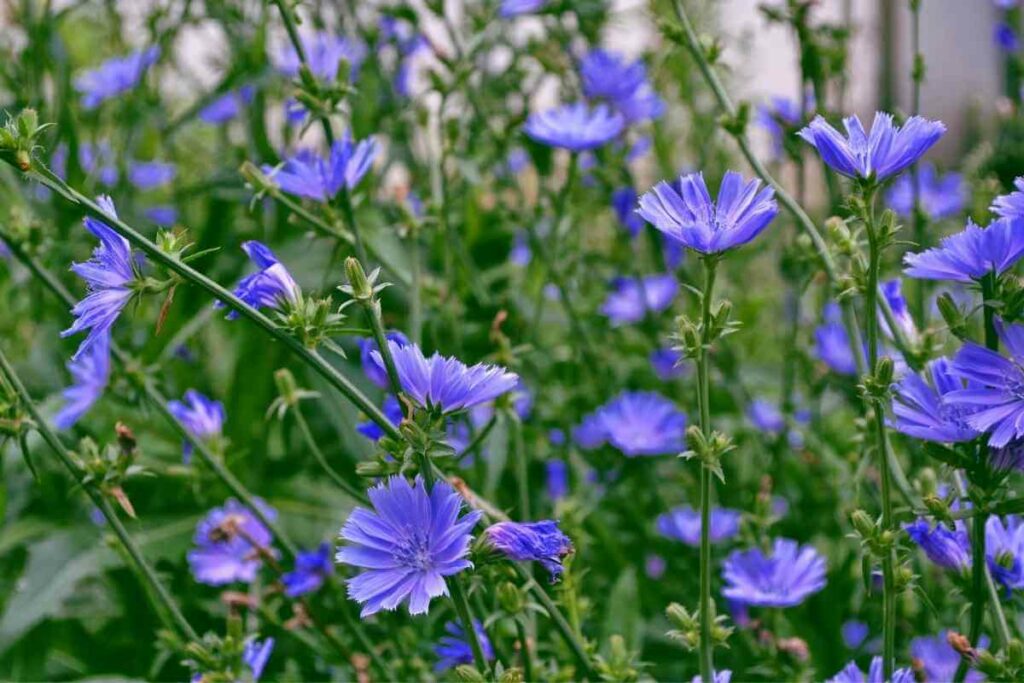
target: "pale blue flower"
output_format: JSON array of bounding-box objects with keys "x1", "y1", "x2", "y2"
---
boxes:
[{"x1": 75, "y1": 47, "x2": 160, "y2": 109}]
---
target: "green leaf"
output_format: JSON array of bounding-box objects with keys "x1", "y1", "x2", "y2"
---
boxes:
[{"x1": 602, "y1": 567, "x2": 642, "y2": 654}]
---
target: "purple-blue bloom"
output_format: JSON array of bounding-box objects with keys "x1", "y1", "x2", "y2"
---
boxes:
[
  {"x1": 144, "y1": 206, "x2": 178, "y2": 226},
  {"x1": 242, "y1": 637, "x2": 274, "y2": 681},
  {"x1": 747, "y1": 399, "x2": 785, "y2": 435},
  {"x1": 574, "y1": 391, "x2": 686, "y2": 457},
  {"x1": 646, "y1": 554, "x2": 667, "y2": 580},
  {"x1": 612, "y1": 187, "x2": 645, "y2": 237},
  {"x1": 374, "y1": 341, "x2": 519, "y2": 414},
  {"x1": 885, "y1": 163, "x2": 966, "y2": 221},
  {"x1": 798, "y1": 112, "x2": 945, "y2": 181},
  {"x1": 827, "y1": 657, "x2": 914, "y2": 683},
  {"x1": 167, "y1": 389, "x2": 225, "y2": 463},
  {"x1": 75, "y1": 46, "x2": 160, "y2": 109},
  {"x1": 841, "y1": 620, "x2": 870, "y2": 650},
  {"x1": 282, "y1": 543, "x2": 334, "y2": 597},
  {"x1": 275, "y1": 32, "x2": 365, "y2": 83},
  {"x1": 360, "y1": 331, "x2": 410, "y2": 389},
  {"x1": 904, "y1": 519, "x2": 971, "y2": 572},
  {"x1": 546, "y1": 460, "x2": 568, "y2": 501},
  {"x1": 357, "y1": 395, "x2": 404, "y2": 441},
  {"x1": 485, "y1": 520, "x2": 574, "y2": 581},
  {"x1": 54, "y1": 331, "x2": 111, "y2": 430},
  {"x1": 992, "y1": 177, "x2": 1024, "y2": 218},
  {"x1": 600, "y1": 274, "x2": 678, "y2": 326},
  {"x1": 500, "y1": 0, "x2": 547, "y2": 18},
  {"x1": 656, "y1": 505, "x2": 742, "y2": 546},
  {"x1": 223, "y1": 241, "x2": 301, "y2": 317},
  {"x1": 690, "y1": 672, "x2": 732, "y2": 683},
  {"x1": 336, "y1": 476, "x2": 482, "y2": 617},
  {"x1": 757, "y1": 93, "x2": 814, "y2": 158},
  {"x1": 903, "y1": 217, "x2": 1024, "y2": 283},
  {"x1": 910, "y1": 631, "x2": 987, "y2": 683},
  {"x1": 199, "y1": 85, "x2": 255, "y2": 124},
  {"x1": 434, "y1": 620, "x2": 495, "y2": 672},
  {"x1": 650, "y1": 347, "x2": 685, "y2": 380},
  {"x1": 523, "y1": 103, "x2": 625, "y2": 152},
  {"x1": 995, "y1": 21, "x2": 1020, "y2": 52},
  {"x1": 814, "y1": 304, "x2": 858, "y2": 376},
  {"x1": 986, "y1": 515, "x2": 1024, "y2": 590},
  {"x1": 128, "y1": 161, "x2": 176, "y2": 190},
  {"x1": 721, "y1": 538, "x2": 827, "y2": 607},
  {"x1": 62, "y1": 196, "x2": 140, "y2": 362},
  {"x1": 78, "y1": 142, "x2": 119, "y2": 187},
  {"x1": 891, "y1": 357, "x2": 980, "y2": 443},
  {"x1": 188, "y1": 498, "x2": 277, "y2": 585},
  {"x1": 263, "y1": 134, "x2": 378, "y2": 201},
  {"x1": 637, "y1": 171, "x2": 778, "y2": 254},
  {"x1": 880, "y1": 279, "x2": 919, "y2": 343},
  {"x1": 579, "y1": 50, "x2": 664, "y2": 124}
]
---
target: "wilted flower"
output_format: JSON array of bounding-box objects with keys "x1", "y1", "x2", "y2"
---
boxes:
[
  {"x1": 199, "y1": 85, "x2": 255, "y2": 124},
  {"x1": 637, "y1": 171, "x2": 778, "y2": 254},
  {"x1": 500, "y1": 0, "x2": 548, "y2": 18},
  {"x1": 242, "y1": 637, "x2": 274, "y2": 682},
  {"x1": 986, "y1": 515, "x2": 1024, "y2": 590},
  {"x1": 904, "y1": 519, "x2": 971, "y2": 572},
  {"x1": 434, "y1": 620, "x2": 495, "y2": 672},
  {"x1": 336, "y1": 476, "x2": 482, "y2": 616},
  {"x1": 722, "y1": 538, "x2": 827, "y2": 607},
  {"x1": 62, "y1": 196, "x2": 141, "y2": 362},
  {"x1": 885, "y1": 163, "x2": 966, "y2": 220},
  {"x1": 903, "y1": 217, "x2": 1024, "y2": 283},
  {"x1": 275, "y1": 32, "x2": 365, "y2": 83},
  {"x1": 263, "y1": 134, "x2": 378, "y2": 202},
  {"x1": 188, "y1": 498, "x2": 277, "y2": 585},
  {"x1": 167, "y1": 390, "x2": 226, "y2": 463},
  {"x1": 360, "y1": 331, "x2": 410, "y2": 389},
  {"x1": 374, "y1": 341, "x2": 519, "y2": 414},
  {"x1": 991, "y1": 176, "x2": 1024, "y2": 218},
  {"x1": 574, "y1": 391, "x2": 686, "y2": 456},
  {"x1": 523, "y1": 102, "x2": 624, "y2": 152},
  {"x1": 222, "y1": 241, "x2": 301, "y2": 317},
  {"x1": 798, "y1": 112, "x2": 945, "y2": 181},
  {"x1": 656, "y1": 505, "x2": 742, "y2": 546},
  {"x1": 579, "y1": 50, "x2": 663, "y2": 124},
  {"x1": 485, "y1": 520, "x2": 573, "y2": 581},
  {"x1": 891, "y1": 358, "x2": 979, "y2": 443},
  {"x1": 54, "y1": 332, "x2": 111, "y2": 430},
  {"x1": 600, "y1": 274, "x2": 678, "y2": 326},
  {"x1": 827, "y1": 657, "x2": 914, "y2": 683},
  {"x1": 357, "y1": 395, "x2": 403, "y2": 441},
  {"x1": 282, "y1": 543, "x2": 334, "y2": 597},
  {"x1": 911, "y1": 631, "x2": 988, "y2": 683},
  {"x1": 128, "y1": 160, "x2": 176, "y2": 190},
  {"x1": 75, "y1": 46, "x2": 160, "y2": 109},
  {"x1": 747, "y1": 399, "x2": 785, "y2": 435}
]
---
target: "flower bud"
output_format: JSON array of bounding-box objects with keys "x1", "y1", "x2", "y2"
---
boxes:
[
  {"x1": 453, "y1": 664, "x2": 486, "y2": 683},
  {"x1": 274, "y1": 368, "x2": 300, "y2": 408},
  {"x1": 498, "y1": 668, "x2": 524, "y2": 683},
  {"x1": 497, "y1": 581, "x2": 524, "y2": 614},
  {"x1": 345, "y1": 257, "x2": 374, "y2": 301},
  {"x1": 851, "y1": 509, "x2": 876, "y2": 539}
]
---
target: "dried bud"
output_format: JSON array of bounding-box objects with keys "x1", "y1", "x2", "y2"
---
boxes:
[
  {"x1": 777, "y1": 637, "x2": 809, "y2": 662},
  {"x1": 947, "y1": 631, "x2": 974, "y2": 658}
]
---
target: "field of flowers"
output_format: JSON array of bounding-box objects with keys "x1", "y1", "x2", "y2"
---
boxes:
[{"x1": 2, "y1": 0, "x2": 1024, "y2": 681}]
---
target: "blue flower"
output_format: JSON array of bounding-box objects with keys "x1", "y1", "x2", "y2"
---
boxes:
[
  {"x1": 827, "y1": 657, "x2": 914, "y2": 683},
  {"x1": 646, "y1": 554, "x2": 667, "y2": 580},
  {"x1": 814, "y1": 304, "x2": 859, "y2": 375},
  {"x1": 500, "y1": 0, "x2": 547, "y2": 18},
  {"x1": 721, "y1": 538, "x2": 826, "y2": 607},
  {"x1": 690, "y1": 672, "x2": 732, "y2": 683},
  {"x1": 434, "y1": 620, "x2": 495, "y2": 672},
  {"x1": 375, "y1": 341, "x2": 519, "y2": 414},
  {"x1": 264, "y1": 134, "x2": 378, "y2": 202},
  {"x1": 523, "y1": 102, "x2": 624, "y2": 152},
  {"x1": 485, "y1": 520, "x2": 574, "y2": 581},
  {"x1": 75, "y1": 46, "x2": 160, "y2": 109},
  {"x1": 145, "y1": 206, "x2": 178, "y2": 226},
  {"x1": 546, "y1": 460, "x2": 568, "y2": 500},
  {"x1": 637, "y1": 171, "x2": 778, "y2": 254},
  {"x1": 798, "y1": 112, "x2": 945, "y2": 181},
  {"x1": 167, "y1": 390, "x2": 226, "y2": 463},
  {"x1": 992, "y1": 438, "x2": 1024, "y2": 472},
  {"x1": 61, "y1": 196, "x2": 140, "y2": 362},
  {"x1": 600, "y1": 274, "x2": 678, "y2": 326},
  {"x1": 222, "y1": 241, "x2": 301, "y2": 317},
  {"x1": 360, "y1": 331, "x2": 411, "y2": 389},
  {"x1": 188, "y1": 498, "x2": 277, "y2": 585},
  {"x1": 509, "y1": 230, "x2": 532, "y2": 266},
  {"x1": 336, "y1": 476, "x2": 482, "y2": 616},
  {"x1": 885, "y1": 163, "x2": 966, "y2": 220},
  {"x1": 910, "y1": 631, "x2": 987, "y2": 683},
  {"x1": 242, "y1": 637, "x2": 274, "y2": 681},
  {"x1": 612, "y1": 187, "x2": 645, "y2": 237},
  {"x1": 757, "y1": 93, "x2": 814, "y2": 158},
  {"x1": 650, "y1": 347, "x2": 685, "y2": 380},
  {"x1": 880, "y1": 279, "x2": 918, "y2": 343},
  {"x1": 128, "y1": 160, "x2": 176, "y2": 190},
  {"x1": 199, "y1": 85, "x2": 255, "y2": 124},
  {"x1": 54, "y1": 331, "x2": 111, "y2": 430},
  {"x1": 579, "y1": 50, "x2": 663, "y2": 124},
  {"x1": 995, "y1": 21, "x2": 1020, "y2": 52},
  {"x1": 657, "y1": 506, "x2": 742, "y2": 546},
  {"x1": 356, "y1": 395, "x2": 404, "y2": 441},
  {"x1": 841, "y1": 620, "x2": 869, "y2": 649},
  {"x1": 891, "y1": 358, "x2": 979, "y2": 443},
  {"x1": 947, "y1": 319, "x2": 1024, "y2": 447},
  {"x1": 992, "y1": 177, "x2": 1024, "y2": 218},
  {"x1": 747, "y1": 399, "x2": 785, "y2": 435},
  {"x1": 282, "y1": 543, "x2": 334, "y2": 597},
  {"x1": 904, "y1": 217, "x2": 1024, "y2": 283},
  {"x1": 904, "y1": 519, "x2": 971, "y2": 572},
  {"x1": 986, "y1": 515, "x2": 1024, "y2": 591},
  {"x1": 78, "y1": 142, "x2": 119, "y2": 186},
  {"x1": 574, "y1": 391, "x2": 686, "y2": 457},
  {"x1": 275, "y1": 32, "x2": 365, "y2": 83}
]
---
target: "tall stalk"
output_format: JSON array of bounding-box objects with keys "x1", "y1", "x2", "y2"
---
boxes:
[
  {"x1": 696, "y1": 256, "x2": 718, "y2": 683},
  {"x1": 908, "y1": 0, "x2": 928, "y2": 325}
]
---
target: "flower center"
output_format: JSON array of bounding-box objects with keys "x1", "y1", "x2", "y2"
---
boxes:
[{"x1": 395, "y1": 528, "x2": 433, "y2": 570}]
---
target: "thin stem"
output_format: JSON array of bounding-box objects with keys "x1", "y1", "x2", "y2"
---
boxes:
[
  {"x1": 909, "y1": 0, "x2": 927, "y2": 325},
  {"x1": 515, "y1": 617, "x2": 536, "y2": 683},
  {"x1": 359, "y1": 297, "x2": 403, "y2": 396},
  {"x1": 269, "y1": 0, "x2": 334, "y2": 146},
  {"x1": 696, "y1": 256, "x2": 718, "y2": 683},
  {"x1": 509, "y1": 410, "x2": 531, "y2": 521},
  {"x1": 292, "y1": 403, "x2": 368, "y2": 503},
  {"x1": 456, "y1": 415, "x2": 498, "y2": 465},
  {"x1": 410, "y1": 228, "x2": 423, "y2": 345},
  {"x1": 449, "y1": 576, "x2": 489, "y2": 674},
  {"x1": 0, "y1": 346, "x2": 198, "y2": 644}
]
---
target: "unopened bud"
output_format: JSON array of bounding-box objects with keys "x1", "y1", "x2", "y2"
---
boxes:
[
  {"x1": 851, "y1": 509, "x2": 876, "y2": 539},
  {"x1": 274, "y1": 369, "x2": 300, "y2": 407},
  {"x1": 452, "y1": 664, "x2": 486, "y2": 683},
  {"x1": 497, "y1": 582, "x2": 524, "y2": 614},
  {"x1": 239, "y1": 161, "x2": 274, "y2": 194},
  {"x1": 345, "y1": 257, "x2": 373, "y2": 301}
]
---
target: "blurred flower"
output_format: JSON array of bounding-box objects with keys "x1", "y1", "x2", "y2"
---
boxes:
[
  {"x1": 910, "y1": 631, "x2": 987, "y2": 683},
  {"x1": 986, "y1": 515, "x2": 1024, "y2": 590},
  {"x1": 145, "y1": 206, "x2": 178, "y2": 226},
  {"x1": 645, "y1": 554, "x2": 666, "y2": 579},
  {"x1": 54, "y1": 331, "x2": 111, "y2": 430},
  {"x1": 814, "y1": 304, "x2": 858, "y2": 375},
  {"x1": 374, "y1": 341, "x2": 519, "y2": 414},
  {"x1": 841, "y1": 620, "x2": 869, "y2": 649},
  {"x1": 798, "y1": 112, "x2": 945, "y2": 181},
  {"x1": 336, "y1": 476, "x2": 482, "y2": 616},
  {"x1": 282, "y1": 543, "x2": 334, "y2": 597},
  {"x1": 128, "y1": 161, "x2": 176, "y2": 190},
  {"x1": 612, "y1": 187, "x2": 644, "y2": 236},
  {"x1": 992, "y1": 176, "x2": 1024, "y2": 218},
  {"x1": 657, "y1": 505, "x2": 742, "y2": 546},
  {"x1": 690, "y1": 672, "x2": 732, "y2": 683},
  {"x1": 904, "y1": 217, "x2": 1024, "y2": 282},
  {"x1": 827, "y1": 657, "x2": 913, "y2": 683},
  {"x1": 580, "y1": 49, "x2": 663, "y2": 124},
  {"x1": 434, "y1": 620, "x2": 494, "y2": 672},
  {"x1": 188, "y1": 498, "x2": 277, "y2": 585},
  {"x1": 199, "y1": 85, "x2": 255, "y2": 124},
  {"x1": 904, "y1": 519, "x2": 971, "y2": 572},
  {"x1": 650, "y1": 347, "x2": 685, "y2": 380},
  {"x1": 638, "y1": 171, "x2": 778, "y2": 254},
  {"x1": 722, "y1": 538, "x2": 826, "y2": 607},
  {"x1": 506, "y1": 147, "x2": 530, "y2": 175},
  {"x1": 500, "y1": 0, "x2": 547, "y2": 18},
  {"x1": 574, "y1": 391, "x2": 686, "y2": 456},
  {"x1": 167, "y1": 390, "x2": 225, "y2": 463},
  {"x1": 747, "y1": 399, "x2": 785, "y2": 435},
  {"x1": 995, "y1": 22, "x2": 1020, "y2": 52},
  {"x1": 221, "y1": 241, "x2": 301, "y2": 317},
  {"x1": 509, "y1": 230, "x2": 531, "y2": 266},
  {"x1": 948, "y1": 319, "x2": 1024, "y2": 446},
  {"x1": 75, "y1": 46, "x2": 160, "y2": 109},
  {"x1": 242, "y1": 637, "x2": 274, "y2": 681},
  {"x1": 757, "y1": 93, "x2": 814, "y2": 158},
  {"x1": 546, "y1": 460, "x2": 568, "y2": 500},
  {"x1": 600, "y1": 274, "x2": 677, "y2": 325},
  {"x1": 880, "y1": 279, "x2": 919, "y2": 343},
  {"x1": 891, "y1": 358, "x2": 979, "y2": 443},
  {"x1": 885, "y1": 163, "x2": 966, "y2": 220},
  {"x1": 523, "y1": 102, "x2": 624, "y2": 152},
  {"x1": 360, "y1": 331, "x2": 410, "y2": 389},
  {"x1": 485, "y1": 520, "x2": 574, "y2": 581},
  {"x1": 62, "y1": 196, "x2": 140, "y2": 362},
  {"x1": 263, "y1": 134, "x2": 378, "y2": 201},
  {"x1": 357, "y1": 395, "x2": 403, "y2": 441},
  {"x1": 275, "y1": 32, "x2": 365, "y2": 83},
  {"x1": 78, "y1": 142, "x2": 119, "y2": 186}
]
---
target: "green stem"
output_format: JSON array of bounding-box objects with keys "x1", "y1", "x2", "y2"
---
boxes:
[
  {"x1": 292, "y1": 403, "x2": 368, "y2": 504},
  {"x1": 515, "y1": 617, "x2": 536, "y2": 683},
  {"x1": 908, "y1": 0, "x2": 927, "y2": 326},
  {"x1": 0, "y1": 346, "x2": 198, "y2": 644},
  {"x1": 510, "y1": 410, "x2": 531, "y2": 521},
  {"x1": 512, "y1": 563, "x2": 594, "y2": 678},
  {"x1": 456, "y1": 415, "x2": 498, "y2": 465},
  {"x1": 450, "y1": 576, "x2": 490, "y2": 675},
  {"x1": 697, "y1": 256, "x2": 718, "y2": 683},
  {"x1": 360, "y1": 296, "x2": 403, "y2": 396}
]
